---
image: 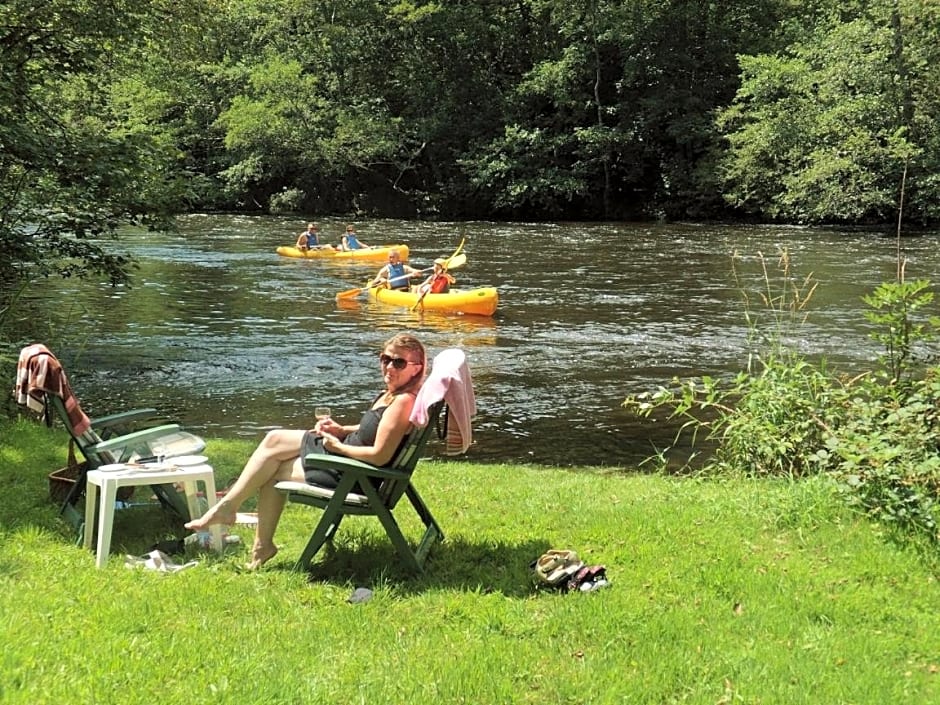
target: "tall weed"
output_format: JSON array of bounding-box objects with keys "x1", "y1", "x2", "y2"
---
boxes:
[
  {"x1": 624, "y1": 249, "x2": 842, "y2": 477},
  {"x1": 624, "y1": 249, "x2": 940, "y2": 548}
]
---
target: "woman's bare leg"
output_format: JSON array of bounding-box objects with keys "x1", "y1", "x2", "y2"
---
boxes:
[
  {"x1": 185, "y1": 429, "x2": 307, "y2": 530},
  {"x1": 246, "y1": 458, "x2": 305, "y2": 570}
]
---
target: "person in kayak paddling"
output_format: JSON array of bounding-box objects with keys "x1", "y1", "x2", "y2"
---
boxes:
[
  {"x1": 184, "y1": 332, "x2": 427, "y2": 570},
  {"x1": 340, "y1": 223, "x2": 371, "y2": 250},
  {"x1": 295, "y1": 222, "x2": 332, "y2": 251},
  {"x1": 368, "y1": 249, "x2": 423, "y2": 291},
  {"x1": 415, "y1": 257, "x2": 456, "y2": 294}
]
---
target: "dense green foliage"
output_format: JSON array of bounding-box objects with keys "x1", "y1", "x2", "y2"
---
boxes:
[
  {"x1": 717, "y1": 1, "x2": 940, "y2": 224},
  {"x1": 0, "y1": 0, "x2": 193, "y2": 287},
  {"x1": 6, "y1": 0, "x2": 940, "y2": 238},
  {"x1": 5, "y1": 0, "x2": 940, "y2": 303},
  {"x1": 123, "y1": 0, "x2": 940, "y2": 223},
  {"x1": 624, "y1": 252, "x2": 940, "y2": 549}
]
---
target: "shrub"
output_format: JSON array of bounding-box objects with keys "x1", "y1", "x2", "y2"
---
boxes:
[
  {"x1": 824, "y1": 370, "x2": 940, "y2": 543},
  {"x1": 269, "y1": 187, "x2": 305, "y2": 213},
  {"x1": 625, "y1": 352, "x2": 849, "y2": 478},
  {"x1": 624, "y1": 250, "x2": 940, "y2": 548}
]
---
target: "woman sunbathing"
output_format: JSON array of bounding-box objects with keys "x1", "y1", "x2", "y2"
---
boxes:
[{"x1": 185, "y1": 332, "x2": 427, "y2": 569}]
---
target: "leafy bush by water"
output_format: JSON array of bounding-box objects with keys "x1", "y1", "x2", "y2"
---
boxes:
[{"x1": 624, "y1": 252, "x2": 940, "y2": 548}]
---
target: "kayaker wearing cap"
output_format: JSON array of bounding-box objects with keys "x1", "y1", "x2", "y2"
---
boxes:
[
  {"x1": 295, "y1": 222, "x2": 333, "y2": 251},
  {"x1": 418, "y1": 257, "x2": 456, "y2": 294},
  {"x1": 368, "y1": 249, "x2": 422, "y2": 290}
]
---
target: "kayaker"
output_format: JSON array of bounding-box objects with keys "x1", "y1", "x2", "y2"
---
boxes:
[
  {"x1": 184, "y1": 332, "x2": 427, "y2": 570},
  {"x1": 369, "y1": 249, "x2": 423, "y2": 290},
  {"x1": 416, "y1": 258, "x2": 456, "y2": 294},
  {"x1": 295, "y1": 222, "x2": 330, "y2": 251},
  {"x1": 341, "y1": 224, "x2": 371, "y2": 250}
]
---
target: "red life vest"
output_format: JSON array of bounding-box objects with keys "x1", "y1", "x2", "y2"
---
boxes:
[{"x1": 430, "y1": 275, "x2": 450, "y2": 294}]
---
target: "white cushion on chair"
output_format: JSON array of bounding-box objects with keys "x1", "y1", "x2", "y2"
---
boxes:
[{"x1": 275, "y1": 480, "x2": 370, "y2": 508}]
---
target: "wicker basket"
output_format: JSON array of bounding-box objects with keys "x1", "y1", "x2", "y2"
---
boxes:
[
  {"x1": 48, "y1": 459, "x2": 87, "y2": 506},
  {"x1": 47, "y1": 441, "x2": 134, "y2": 505}
]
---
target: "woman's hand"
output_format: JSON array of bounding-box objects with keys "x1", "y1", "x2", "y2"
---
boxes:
[
  {"x1": 315, "y1": 418, "x2": 354, "y2": 441},
  {"x1": 319, "y1": 431, "x2": 343, "y2": 453},
  {"x1": 314, "y1": 417, "x2": 343, "y2": 436}
]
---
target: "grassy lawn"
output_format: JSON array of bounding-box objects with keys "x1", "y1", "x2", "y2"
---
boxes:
[{"x1": 1, "y1": 416, "x2": 938, "y2": 704}]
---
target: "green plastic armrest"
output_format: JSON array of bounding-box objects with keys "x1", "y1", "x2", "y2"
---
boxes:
[
  {"x1": 303, "y1": 454, "x2": 410, "y2": 481},
  {"x1": 87, "y1": 424, "x2": 183, "y2": 453},
  {"x1": 90, "y1": 408, "x2": 160, "y2": 429}
]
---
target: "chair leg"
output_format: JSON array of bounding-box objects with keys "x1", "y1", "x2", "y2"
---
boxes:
[
  {"x1": 296, "y1": 510, "x2": 341, "y2": 571},
  {"x1": 373, "y1": 504, "x2": 421, "y2": 573},
  {"x1": 360, "y1": 483, "x2": 422, "y2": 573},
  {"x1": 150, "y1": 483, "x2": 191, "y2": 519},
  {"x1": 406, "y1": 485, "x2": 444, "y2": 567},
  {"x1": 294, "y1": 474, "x2": 358, "y2": 571},
  {"x1": 324, "y1": 514, "x2": 343, "y2": 543}
]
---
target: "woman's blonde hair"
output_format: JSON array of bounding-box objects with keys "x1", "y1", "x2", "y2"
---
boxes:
[{"x1": 385, "y1": 332, "x2": 426, "y2": 394}]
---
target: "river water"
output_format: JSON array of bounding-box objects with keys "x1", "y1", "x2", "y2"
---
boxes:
[{"x1": 8, "y1": 215, "x2": 940, "y2": 467}]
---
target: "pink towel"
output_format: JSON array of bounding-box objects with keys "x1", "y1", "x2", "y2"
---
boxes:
[
  {"x1": 14, "y1": 344, "x2": 92, "y2": 437},
  {"x1": 410, "y1": 348, "x2": 476, "y2": 455}
]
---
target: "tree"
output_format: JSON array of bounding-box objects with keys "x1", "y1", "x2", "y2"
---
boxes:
[
  {"x1": 0, "y1": 0, "x2": 191, "y2": 288},
  {"x1": 198, "y1": 0, "x2": 539, "y2": 216},
  {"x1": 717, "y1": 0, "x2": 940, "y2": 224},
  {"x1": 461, "y1": 0, "x2": 792, "y2": 220}
]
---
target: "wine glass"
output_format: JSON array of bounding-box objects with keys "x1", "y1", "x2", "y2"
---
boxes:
[
  {"x1": 152, "y1": 441, "x2": 167, "y2": 466},
  {"x1": 314, "y1": 406, "x2": 331, "y2": 423}
]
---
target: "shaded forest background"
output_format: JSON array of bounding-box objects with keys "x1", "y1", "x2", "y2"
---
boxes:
[{"x1": 3, "y1": 0, "x2": 940, "y2": 285}]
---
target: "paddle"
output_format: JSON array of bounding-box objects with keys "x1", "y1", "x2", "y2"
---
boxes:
[
  {"x1": 335, "y1": 253, "x2": 467, "y2": 302},
  {"x1": 411, "y1": 238, "x2": 465, "y2": 311},
  {"x1": 443, "y1": 252, "x2": 466, "y2": 270},
  {"x1": 336, "y1": 281, "x2": 382, "y2": 301}
]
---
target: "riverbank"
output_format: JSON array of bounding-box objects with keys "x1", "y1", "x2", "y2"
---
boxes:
[{"x1": 1, "y1": 417, "x2": 938, "y2": 703}]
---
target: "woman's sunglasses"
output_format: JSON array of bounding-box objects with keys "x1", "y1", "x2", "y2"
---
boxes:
[{"x1": 379, "y1": 353, "x2": 419, "y2": 370}]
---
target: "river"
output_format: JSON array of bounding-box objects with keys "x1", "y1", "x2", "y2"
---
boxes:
[{"x1": 8, "y1": 216, "x2": 940, "y2": 467}]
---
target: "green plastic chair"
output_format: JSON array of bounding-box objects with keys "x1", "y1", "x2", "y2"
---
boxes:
[
  {"x1": 275, "y1": 400, "x2": 446, "y2": 573},
  {"x1": 18, "y1": 346, "x2": 205, "y2": 528},
  {"x1": 47, "y1": 394, "x2": 206, "y2": 523}
]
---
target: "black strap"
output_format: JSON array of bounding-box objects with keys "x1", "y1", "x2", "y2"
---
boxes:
[{"x1": 434, "y1": 403, "x2": 450, "y2": 440}]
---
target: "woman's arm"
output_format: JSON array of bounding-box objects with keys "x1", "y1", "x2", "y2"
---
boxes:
[
  {"x1": 314, "y1": 417, "x2": 355, "y2": 440},
  {"x1": 321, "y1": 394, "x2": 413, "y2": 466},
  {"x1": 368, "y1": 264, "x2": 389, "y2": 287}
]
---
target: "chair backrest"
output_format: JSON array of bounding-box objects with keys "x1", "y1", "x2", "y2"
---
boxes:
[
  {"x1": 15, "y1": 346, "x2": 115, "y2": 467},
  {"x1": 47, "y1": 394, "x2": 119, "y2": 467},
  {"x1": 392, "y1": 400, "x2": 445, "y2": 472},
  {"x1": 375, "y1": 400, "x2": 445, "y2": 505}
]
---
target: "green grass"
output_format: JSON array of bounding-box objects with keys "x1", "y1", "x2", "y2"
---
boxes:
[{"x1": 1, "y1": 416, "x2": 938, "y2": 704}]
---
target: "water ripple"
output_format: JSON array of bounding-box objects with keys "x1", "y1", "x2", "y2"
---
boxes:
[{"x1": 13, "y1": 216, "x2": 940, "y2": 467}]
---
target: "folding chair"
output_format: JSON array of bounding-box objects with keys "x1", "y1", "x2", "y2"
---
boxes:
[
  {"x1": 14, "y1": 344, "x2": 205, "y2": 528},
  {"x1": 275, "y1": 399, "x2": 447, "y2": 573}
]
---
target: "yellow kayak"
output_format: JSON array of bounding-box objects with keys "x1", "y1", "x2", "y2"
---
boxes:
[
  {"x1": 368, "y1": 286, "x2": 498, "y2": 316},
  {"x1": 276, "y1": 244, "x2": 410, "y2": 261}
]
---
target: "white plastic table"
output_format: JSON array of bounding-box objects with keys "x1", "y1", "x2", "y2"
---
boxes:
[{"x1": 83, "y1": 463, "x2": 223, "y2": 568}]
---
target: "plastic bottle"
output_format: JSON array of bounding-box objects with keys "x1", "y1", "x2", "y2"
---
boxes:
[{"x1": 189, "y1": 496, "x2": 212, "y2": 548}]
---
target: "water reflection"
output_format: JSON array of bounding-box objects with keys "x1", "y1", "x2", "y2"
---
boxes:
[
  {"x1": 338, "y1": 299, "x2": 498, "y2": 344},
  {"x1": 9, "y1": 215, "x2": 940, "y2": 468}
]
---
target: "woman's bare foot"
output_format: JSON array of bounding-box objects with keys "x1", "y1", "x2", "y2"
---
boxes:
[
  {"x1": 245, "y1": 543, "x2": 278, "y2": 571},
  {"x1": 184, "y1": 500, "x2": 236, "y2": 531}
]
